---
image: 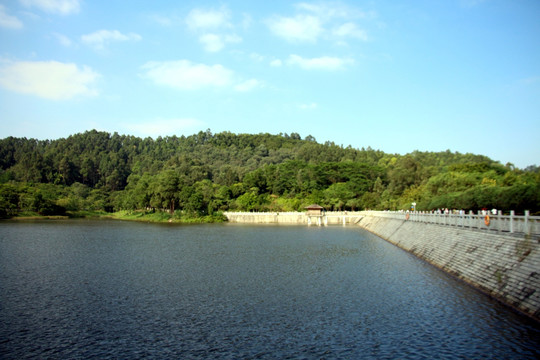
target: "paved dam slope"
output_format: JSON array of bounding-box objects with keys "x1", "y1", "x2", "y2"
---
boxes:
[{"x1": 356, "y1": 215, "x2": 540, "y2": 321}]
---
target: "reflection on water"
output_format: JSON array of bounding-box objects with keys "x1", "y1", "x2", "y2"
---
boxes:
[{"x1": 0, "y1": 220, "x2": 538, "y2": 359}]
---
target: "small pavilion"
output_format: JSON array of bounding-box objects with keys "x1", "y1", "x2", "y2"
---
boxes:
[{"x1": 305, "y1": 204, "x2": 324, "y2": 216}]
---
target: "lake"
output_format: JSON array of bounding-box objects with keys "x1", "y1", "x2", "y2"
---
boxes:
[{"x1": 0, "y1": 220, "x2": 538, "y2": 359}]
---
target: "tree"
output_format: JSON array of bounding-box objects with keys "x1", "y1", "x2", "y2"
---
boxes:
[
  {"x1": 324, "y1": 183, "x2": 354, "y2": 211},
  {"x1": 235, "y1": 189, "x2": 259, "y2": 211},
  {"x1": 0, "y1": 183, "x2": 20, "y2": 216},
  {"x1": 156, "y1": 170, "x2": 181, "y2": 213},
  {"x1": 80, "y1": 157, "x2": 98, "y2": 186},
  {"x1": 387, "y1": 155, "x2": 422, "y2": 196},
  {"x1": 58, "y1": 156, "x2": 78, "y2": 185}
]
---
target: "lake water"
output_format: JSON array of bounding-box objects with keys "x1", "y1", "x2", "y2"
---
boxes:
[{"x1": 0, "y1": 220, "x2": 538, "y2": 359}]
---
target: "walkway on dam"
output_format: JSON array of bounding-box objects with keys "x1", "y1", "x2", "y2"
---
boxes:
[
  {"x1": 362, "y1": 210, "x2": 540, "y2": 239},
  {"x1": 224, "y1": 210, "x2": 539, "y2": 238}
]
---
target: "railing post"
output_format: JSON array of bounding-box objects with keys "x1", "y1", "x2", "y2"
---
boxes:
[
  {"x1": 510, "y1": 210, "x2": 515, "y2": 233},
  {"x1": 478, "y1": 210, "x2": 483, "y2": 230},
  {"x1": 497, "y1": 210, "x2": 501, "y2": 233},
  {"x1": 524, "y1": 210, "x2": 530, "y2": 236}
]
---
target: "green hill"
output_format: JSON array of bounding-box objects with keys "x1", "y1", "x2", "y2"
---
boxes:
[{"x1": 1, "y1": 130, "x2": 538, "y2": 218}]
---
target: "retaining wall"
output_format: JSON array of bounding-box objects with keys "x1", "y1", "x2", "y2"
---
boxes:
[
  {"x1": 224, "y1": 212, "x2": 305, "y2": 224},
  {"x1": 224, "y1": 212, "x2": 363, "y2": 225},
  {"x1": 357, "y1": 215, "x2": 540, "y2": 321}
]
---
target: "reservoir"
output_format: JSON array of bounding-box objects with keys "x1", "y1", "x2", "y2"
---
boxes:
[{"x1": 0, "y1": 220, "x2": 538, "y2": 359}]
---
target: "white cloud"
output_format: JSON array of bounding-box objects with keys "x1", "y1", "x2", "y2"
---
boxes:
[
  {"x1": 225, "y1": 34, "x2": 241, "y2": 43},
  {"x1": 53, "y1": 32, "x2": 72, "y2": 46},
  {"x1": 186, "y1": 7, "x2": 231, "y2": 30},
  {"x1": 0, "y1": 59, "x2": 100, "y2": 100},
  {"x1": 141, "y1": 60, "x2": 233, "y2": 90},
  {"x1": 125, "y1": 118, "x2": 204, "y2": 137},
  {"x1": 295, "y1": 2, "x2": 368, "y2": 20},
  {"x1": 234, "y1": 79, "x2": 260, "y2": 92},
  {"x1": 186, "y1": 7, "x2": 241, "y2": 52},
  {"x1": 199, "y1": 33, "x2": 241, "y2": 52},
  {"x1": 199, "y1": 34, "x2": 223, "y2": 52},
  {"x1": 267, "y1": 14, "x2": 323, "y2": 42},
  {"x1": 268, "y1": 3, "x2": 371, "y2": 44},
  {"x1": 299, "y1": 102, "x2": 318, "y2": 109},
  {"x1": 270, "y1": 59, "x2": 283, "y2": 67},
  {"x1": 287, "y1": 54, "x2": 353, "y2": 70},
  {"x1": 333, "y1": 22, "x2": 368, "y2": 41},
  {"x1": 19, "y1": 0, "x2": 81, "y2": 15},
  {"x1": 81, "y1": 30, "x2": 141, "y2": 50},
  {"x1": 0, "y1": 5, "x2": 23, "y2": 29},
  {"x1": 250, "y1": 53, "x2": 265, "y2": 62}
]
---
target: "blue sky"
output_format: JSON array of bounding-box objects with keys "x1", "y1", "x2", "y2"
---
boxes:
[{"x1": 0, "y1": 0, "x2": 539, "y2": 168}]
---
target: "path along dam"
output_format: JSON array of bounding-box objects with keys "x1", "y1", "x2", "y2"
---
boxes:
[{"x1": 224, "y1": 210, "x2": 540, "y2": 321}]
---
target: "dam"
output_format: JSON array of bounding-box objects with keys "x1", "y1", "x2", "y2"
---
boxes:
[
  {"x1": 224, "y1": 211, "x2": 364, "y2": 225},
  {"x1": 224, "y1": 210, "x2": 540, "y2": 321}
]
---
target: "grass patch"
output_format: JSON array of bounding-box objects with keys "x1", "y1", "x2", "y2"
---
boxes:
[
  {"x1": 107, "y1": 210, "x2": 227, "y2": 224},
  {"x1": 2, "y1": 209, "x2": 226, "y2": 224},
  {"x1": 10, "y1": 211, "x2": 69, "y2": 220},
  {"x1": 66, "y1": 210, "x2": 109, "y2": 218}
]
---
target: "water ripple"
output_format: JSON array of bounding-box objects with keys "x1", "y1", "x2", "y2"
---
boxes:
[{"x1": 0, "y1": 221, "x2": 538, "y2": 359}]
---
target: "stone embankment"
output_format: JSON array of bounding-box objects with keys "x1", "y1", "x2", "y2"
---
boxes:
[{"x1": 357, "y1": 213, "x2": 540, "y2": 321}]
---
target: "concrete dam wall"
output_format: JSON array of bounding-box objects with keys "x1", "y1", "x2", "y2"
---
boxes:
[
  {"x1": 356, "y1": 214, "x2": 540, "y2": 321},
  {"x1": 224, "y1": 212, "x2": 363, "y2": 225}
]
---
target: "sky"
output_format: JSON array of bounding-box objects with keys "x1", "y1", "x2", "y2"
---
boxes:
[{"x1": 0, "y1": 0, "x2": 539, "y2": 168}]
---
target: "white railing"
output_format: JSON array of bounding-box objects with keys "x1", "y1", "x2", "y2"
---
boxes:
[{"x1": 359, "y1": 210, "x2": 540, "y2": 237}]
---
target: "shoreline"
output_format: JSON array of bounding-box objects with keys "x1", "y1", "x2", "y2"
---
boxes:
[{"x1": 2, "y1": 210, "x2": 227, "y2": 224}]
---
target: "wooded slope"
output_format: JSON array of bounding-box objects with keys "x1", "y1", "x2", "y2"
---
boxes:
[{"x1": 1, "y1": 130, "x2": 538, "y2": 216}]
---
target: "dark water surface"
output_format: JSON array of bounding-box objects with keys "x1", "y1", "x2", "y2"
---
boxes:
[{"x1": 0, "y1": 220, "x2": 538, "y2": 359}]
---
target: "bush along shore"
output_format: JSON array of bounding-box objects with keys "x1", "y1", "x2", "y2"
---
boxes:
[
  {"x1": 106, "y1": 210, "x2": 227, "y2": 223},
  {"x1": 5, "y1": 210, "x2": 227, "y2": 224}
]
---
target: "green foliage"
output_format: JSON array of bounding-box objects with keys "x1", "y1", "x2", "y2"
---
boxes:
[{"x1": 0, "y1": 130, "x2": 538, "y2": 217}]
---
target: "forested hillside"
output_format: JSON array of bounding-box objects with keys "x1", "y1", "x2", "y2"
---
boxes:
[{"x1": 1, "y1": 130, "x2": 539, "y2": 218}]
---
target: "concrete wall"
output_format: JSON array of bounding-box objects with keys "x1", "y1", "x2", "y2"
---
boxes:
[
  {"x1": 224, "y1": 212, "x2": 363, "y2": 225},
  {"x1": 224, "y1": 212, "x2": 305, "y2": 224},
  {"x1": 356, "y1": 215, "x2": 540, "y2": 321}
]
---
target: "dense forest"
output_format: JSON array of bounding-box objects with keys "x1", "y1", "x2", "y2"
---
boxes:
[{"x1": 1, "y1": 129, "x2": 539, "y2": 218}]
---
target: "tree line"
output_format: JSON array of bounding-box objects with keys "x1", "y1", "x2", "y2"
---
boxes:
[{"x1": 1, "y1": 129, "x2": 539, "y2": 218}]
